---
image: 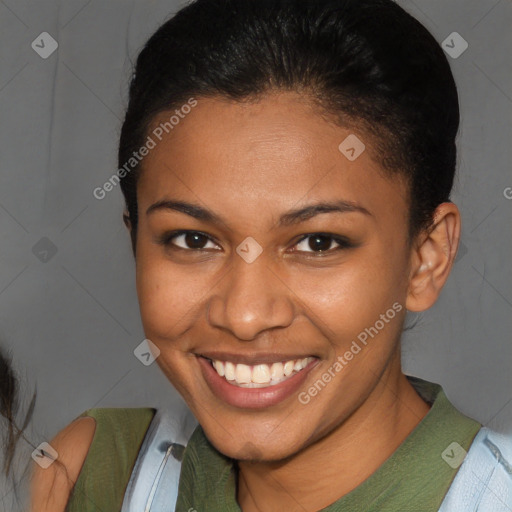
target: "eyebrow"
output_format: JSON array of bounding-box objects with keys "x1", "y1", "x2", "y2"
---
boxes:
[{"x1": 146, "y1": 198, "x2": 371, "y2": 227}]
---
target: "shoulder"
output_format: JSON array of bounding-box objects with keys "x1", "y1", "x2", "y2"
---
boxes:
[
  {"x1": 30, "y1": 415, "x2": 97, "y2": 512},
  {"x1": 30, "y1": 407, "x2": 156, "y2": 512}
]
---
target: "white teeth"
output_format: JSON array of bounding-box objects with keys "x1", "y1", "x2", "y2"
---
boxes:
[
  {"x1": 270, "y1": 362, "x2": 284, "y2": 381},
  {"x1": 252, "y1": 364, "x2": 271, "y2": 384},
  {"x1": 213, "y1": 360, "x2": 225, "y2": 377},
  {"x1": 225, "y1": 361, "x2": 236, "y2": 381},
  {"x1": 210, "y1": 357, "x2": 314, "y2": 387},
  {"x1": 235, "y1": 363, "x2": 252, "y2": 384},
  {"x1": 283, "y1": 360, "x2": 295, "y2": 376}
]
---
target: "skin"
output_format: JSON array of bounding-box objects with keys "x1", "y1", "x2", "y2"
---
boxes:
[
  {"x1": 128, "y1": 91, "x2": 460, "y2": 511},
  {"x1": 30, "y1": 416, "x2": 96, "y2": 512},
  {"x1": 30, "y1": 91, "x2": 461, "y2": 512}
]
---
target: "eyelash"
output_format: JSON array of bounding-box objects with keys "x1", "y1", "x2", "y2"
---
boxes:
[{"x1": 156, "y1": 230, "x2": 354, "y2": 256}]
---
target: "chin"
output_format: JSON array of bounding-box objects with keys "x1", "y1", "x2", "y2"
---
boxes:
[{"x1": 203, "y1": 424, "x2": 306, "y2": 463}]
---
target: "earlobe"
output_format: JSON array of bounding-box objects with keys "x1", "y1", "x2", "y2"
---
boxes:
[{"x1": 406, "y1": 202, "x2": 461, "y2": 312}]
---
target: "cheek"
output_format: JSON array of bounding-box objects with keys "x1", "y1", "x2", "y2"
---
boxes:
[
  {"x1": 135, "y1": 246, "x2": 206, "y2": 338},
  {"x1": 290, "y1": 249, "x2": 407, "y2": 339}
]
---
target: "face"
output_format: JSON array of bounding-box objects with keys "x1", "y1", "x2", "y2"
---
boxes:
[{"x1": 133, "y1": 91, "x2": 414, "y2": 461}]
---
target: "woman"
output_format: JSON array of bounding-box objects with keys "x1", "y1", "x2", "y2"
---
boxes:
[{"x1": 30, "y1": 0, "x2": 512, "y2": 510}]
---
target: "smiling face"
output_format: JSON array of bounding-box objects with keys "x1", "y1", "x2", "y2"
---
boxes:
[{"x1": 132, "y1": 91, "x2": 417, "y2": 461}]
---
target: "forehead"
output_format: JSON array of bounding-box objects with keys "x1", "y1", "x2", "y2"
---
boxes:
[{"x1": 137, "y1": 92, "x2": 408, "y2": 230}]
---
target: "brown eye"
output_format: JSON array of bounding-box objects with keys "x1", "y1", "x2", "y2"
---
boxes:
[
  {"x1": 158, "y1": 231, "x2": 220, "y2": 251},
  {"x1": 293, "y1": 233, "x2": 353, "y2": 254},
  {"x1": 181, "y1": 232, "x2": 209, "y2": 249}
]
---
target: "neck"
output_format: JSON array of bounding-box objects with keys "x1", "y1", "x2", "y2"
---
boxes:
[{"x1": 237, "y1": 358, "x2": 431, "y2": 512}]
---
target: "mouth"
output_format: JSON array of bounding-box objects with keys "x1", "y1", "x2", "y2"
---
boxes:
[
  {"x1": 197, "y1": 353, "x2": 319, "y2": 409},
  {"x1": 208, "y1": 357, "x2": 316, "y2": 388}
]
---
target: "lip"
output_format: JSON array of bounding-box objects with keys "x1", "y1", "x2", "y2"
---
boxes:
[{"x1": 198, "y1": 355, "x2": 319, "y2": 409}]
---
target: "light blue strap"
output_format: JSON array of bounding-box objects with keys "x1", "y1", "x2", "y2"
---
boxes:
[
  {"x1": 121, "y1": 407, "x2": 197, "y2": 512},
  {"x1": 439, "y1": 427, "x2": 512, "y2": 511}
]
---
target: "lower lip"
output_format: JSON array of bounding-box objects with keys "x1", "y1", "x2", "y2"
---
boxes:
[{"x1": 198, "y1": 356, "x2": 318, "y2": 409}]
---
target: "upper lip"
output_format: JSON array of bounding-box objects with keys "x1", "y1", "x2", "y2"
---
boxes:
[{"x1": 197, "y1": 351, "x2": 317, "y2": 365}]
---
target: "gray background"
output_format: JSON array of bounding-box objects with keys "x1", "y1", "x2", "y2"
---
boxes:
[{"x1": 0, "y1": 0, "x2": 511, "y2": 480}]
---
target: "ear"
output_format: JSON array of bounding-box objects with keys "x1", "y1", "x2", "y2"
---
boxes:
[{"x1": 406, "y1": 202, "x2": 461, "y2": 312}]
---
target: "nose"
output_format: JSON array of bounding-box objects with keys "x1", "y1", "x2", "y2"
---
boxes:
[{"x1": 207, "y1": 253, "x2": 295, "y2": 341}]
